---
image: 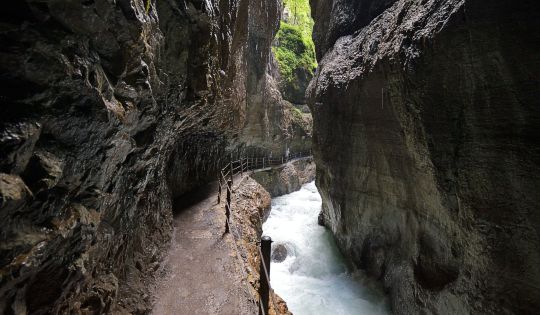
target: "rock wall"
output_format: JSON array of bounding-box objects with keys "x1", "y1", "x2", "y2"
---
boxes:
[
  {"x1": 0, "y1": 0, "x2": 293, "y2": 313},
  {"x1": 228, "y1": 177, "x2": 292, "y2": 315},
  {"x1": 237, "y1": 48, "x2": 312, "y2": 155},
  {"x1": 251, "y1": 158, "x2": 316, "y2": 197},
  {"x1": 308, "y1": 0, "x2": 540, "y2": 314}
]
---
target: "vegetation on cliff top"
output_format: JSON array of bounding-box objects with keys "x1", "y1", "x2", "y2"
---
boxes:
[{"x1": 273, "y1": 0, "x2": 317, "y2": 85}]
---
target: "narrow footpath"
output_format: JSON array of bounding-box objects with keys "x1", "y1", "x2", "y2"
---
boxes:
[{"x1": 152, "y1": 175, "x2": 256, "y2": 315}]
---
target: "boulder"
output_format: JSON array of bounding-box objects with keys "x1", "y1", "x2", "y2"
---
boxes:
[{"x1": 271, "y1": 243, "x2": 288, "y2": 263}]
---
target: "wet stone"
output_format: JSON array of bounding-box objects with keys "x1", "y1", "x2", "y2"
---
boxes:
[{"x1": 271, "y1": 243, "x2": 288, "y2": 263}]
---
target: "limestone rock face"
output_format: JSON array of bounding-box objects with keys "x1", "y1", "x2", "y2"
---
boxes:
[
  {"x1": 280, "y1": 65, "x2": 313, "y2": 105},
  {"x1": 0, "y1": 0, "x2": 287, "y2": 313},
  {"x1": 310, "y1": 0, "x2": 397, "y2": 58},
  {"x1": 308, "y1": 0, "x2": 540, "y2": 313},
  {"x1": 238, "y1": 53, "x2": 312, "y2": 155},
  {"x1": 251, "y1": 158, "x2": 316, "y2": 197},
  {"x1": 231, "y1": 177, "x2": 292, "y2": 315}
]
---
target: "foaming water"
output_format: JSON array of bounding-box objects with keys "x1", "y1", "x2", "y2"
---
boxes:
[{"x1": 262, "y1": 182, "x2": 389, "y2": 315}]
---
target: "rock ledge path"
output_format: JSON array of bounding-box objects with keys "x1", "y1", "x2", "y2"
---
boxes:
[{"x1": 152, "y1": 176, "x2": 256, "y2": 315}]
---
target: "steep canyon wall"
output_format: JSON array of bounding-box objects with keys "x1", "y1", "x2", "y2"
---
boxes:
[
  {"x1": 308, "y1": 0, "x2": 540, "y2": 313},
  {"x1": 0, "y1": 0, "x2": 300, "y2": 313}
]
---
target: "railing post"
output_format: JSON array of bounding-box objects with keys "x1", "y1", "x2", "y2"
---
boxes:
[
  {"x1": 258, "y1": 236, "x2": 272, "y2": 315},
  {"x1": 218, "y1": 175, "x2": 222, "y2": 204},
  {"x1": 226, "y1": 180, "x2": 232, "y2": 207},
  {"x1": 225, "y1": 180, "x2": 232, "y2": 233},
  {"x1": 241, "y1": 157, "x2": 244, "y2": 176},
  {"x1": 229, "y1": 155, "x2": 234, "y2": 185},
  {"x1": 225, "y1": 204, "x2": 230, "y2": 234}
]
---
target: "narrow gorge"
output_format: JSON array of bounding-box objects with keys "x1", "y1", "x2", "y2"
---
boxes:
[{"x1": 0, "y1": 0, "x2": 538, "y2": 314}]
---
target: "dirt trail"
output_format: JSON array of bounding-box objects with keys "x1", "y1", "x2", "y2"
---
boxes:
[{"x1": 152, "y1": 176, "x2": 256, "y2": 315}]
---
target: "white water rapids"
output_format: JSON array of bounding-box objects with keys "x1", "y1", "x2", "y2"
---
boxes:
[{"x1": 262, "y1": 182, "x2": 389, "y2": 315}]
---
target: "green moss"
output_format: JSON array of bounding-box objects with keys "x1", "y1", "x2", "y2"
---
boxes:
[
  {"x1": 273, "y1": 0, "x2": 317, "y2": 85},
  {"x1": 292, "y1": 106, "x2": 303, "y2": 118},
  {"x1": 146, "y1": 0, "x2": 151, "y2": 13}
]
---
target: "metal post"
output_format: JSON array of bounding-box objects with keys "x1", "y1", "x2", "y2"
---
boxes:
[
  {"x1": 225, "y1": 180, "x2": 232, "y2": 234},
  {"x1": 225, "y1": 204, "x2": 230, "y2": 233},
  {"x1": 226, "y1": 180, "x2": 232, "y2": 207},
  {"x1": 229, "y1": 155, "x2": 234, "y2": 185},
  {"x1": 218, "y1": 175, "x2": 222, "y2": 204},
  {"x1": 258, "y1": 236, "x2": 272, "y2": 315},
  {"x1": 240, "y1": 157, "x2": 244, "y2": 176}
]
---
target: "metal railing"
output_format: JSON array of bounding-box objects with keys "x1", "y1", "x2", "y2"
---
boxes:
[
  {"x1": 218, "y1": 150, "x2": 312, "y2": 202},
  {"x1": 217, "y1": 149, "x2": 312, "y2": 314}
]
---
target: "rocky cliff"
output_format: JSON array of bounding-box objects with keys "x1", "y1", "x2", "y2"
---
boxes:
[
  {"x1": 251, "y1": 158, "x2": 315, "y2": 197},
  {"x1": 237, "y1": 52, "x2": 312, "y2": 155},
  {"x1": 228, "y1": 177, "x2": 292, "y2": 315},
  {"x1": 0, "y1": 0, "x2": 302, "y2": 313},
  {"x1": 308, "y1": 0, "x2": 540, "y2": 313}
]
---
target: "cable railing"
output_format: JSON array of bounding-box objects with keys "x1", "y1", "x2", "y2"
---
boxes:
[{"x1": 217, "y1": 149, "x2": 312, "y2": 315}]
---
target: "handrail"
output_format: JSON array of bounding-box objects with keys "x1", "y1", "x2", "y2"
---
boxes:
[
  {"x1": 220, "y1": 150, "x2": 312, "y2": 174},
  {"x1": 217, "y1": 149, "x2": 312, "y2": 314},
  {"x1": 258, "y1": 245, "x2": 279, "y2": 313}
]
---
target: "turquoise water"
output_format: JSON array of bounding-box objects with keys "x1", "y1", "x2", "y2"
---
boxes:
[{"x1": 262, "y1": 182, "x2": 389, "y2": 315}]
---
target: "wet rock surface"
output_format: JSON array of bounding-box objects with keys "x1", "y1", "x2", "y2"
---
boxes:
[
  {"x1": 238, "y1": 53, "x2": 312, "y2": 154},
  {"x1": 0, "y1": 0, "x2": 301, "y2": 313},
  {"x1": 310, "y1": 0, "x2": 398, "y2": 58},
  {"x1": 280, "y1": 66, "x2": 313, "y2": 106},
  {"x1": 271, "y1": 243, "x2": 289, "y2": 263},
  {"x1": 228, "y1": 177, "x2": 292, "y2": 315},
  {"x1": 308, "y1": 0, "x2": 540, "y2": 314}
]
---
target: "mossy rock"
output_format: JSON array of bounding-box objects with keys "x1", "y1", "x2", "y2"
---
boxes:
[{"x1": 273, "y1": 0, "x2": 317, "y2": 104}]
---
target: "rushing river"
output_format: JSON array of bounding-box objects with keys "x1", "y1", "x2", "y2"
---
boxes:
[{"x1": 262, "y1": 182, "x2": 389, "y2": 315}]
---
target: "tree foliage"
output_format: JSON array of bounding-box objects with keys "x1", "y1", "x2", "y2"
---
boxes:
[{"x1": 273, "y1": 0, "x2": 317, "y2": 84}]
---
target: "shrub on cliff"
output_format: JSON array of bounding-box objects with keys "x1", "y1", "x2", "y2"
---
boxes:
[
  {"x1": 273, "y1": 0, "x2": 317, "y2": 104},
  {"x1": 274, "y1": 23, "x2": 316, "y2": 82}
]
